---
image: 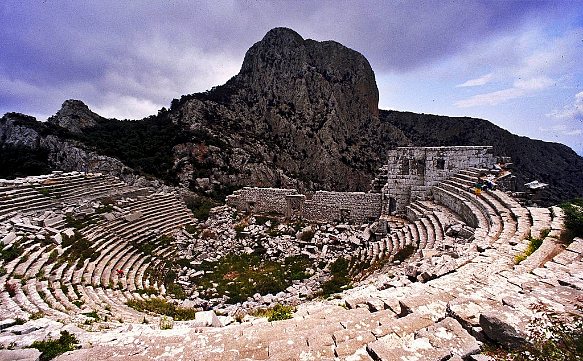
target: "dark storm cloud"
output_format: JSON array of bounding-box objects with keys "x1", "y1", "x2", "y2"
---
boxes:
[{"x1": 0, "y1": 0, "x2": 566, "y2": 119}]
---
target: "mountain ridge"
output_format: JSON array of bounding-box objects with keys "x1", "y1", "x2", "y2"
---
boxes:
[{"x1": 1, "y1": 27, "x2": 582, "y2": 205}]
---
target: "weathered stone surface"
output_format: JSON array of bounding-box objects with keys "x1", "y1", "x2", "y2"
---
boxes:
[
  {"x1": 0, "y1": 348, "x2": 41, "y2": 361},
  {"x1": 367, "y1": 333, "x2": 451, "y2": 361},
  {"x1": 417, "y1": 317, "x2": 480, "y2": 359},
  {"x1": 195, "y1": 310, "x2": 222, "y2": 327},
  {"x1": 479, "y1": 308, "x2": 528, "y2": 348}
]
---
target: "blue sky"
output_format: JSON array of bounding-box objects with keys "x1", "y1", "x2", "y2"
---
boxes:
[{"x1": 1, "y1": 1, "x2": 582, "y2": 154}]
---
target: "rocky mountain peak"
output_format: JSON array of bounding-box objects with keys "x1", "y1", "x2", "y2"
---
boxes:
[
  {"x1": 237, "y1": 27, "x2": 379, "y2": 118},
  {"x1": 47, "y1": 99, "x2": 101, "y2": 134}
]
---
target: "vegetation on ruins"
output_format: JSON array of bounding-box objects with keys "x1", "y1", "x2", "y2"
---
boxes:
[
  {"x1": 192, "y1": 253, "x2": 311, "y2": 304},
  {"x1": 183, "y1": 194, "x2": 217, "y2": 220},
  {"x1": 64, "y1": 214, "x2": 96, "y2": 229},
  {"x1": 30, "y1": 311, "x2": 44, "y2": 320},
  {"x1": 131, "y1": 234, "x2": 173, "y2": 256},
  {"x1": 251, "y1": 304, "x2": 295, "y2": 322},
  {"x1": 319, "y1": 257, "x2": 351, "y2": 297},
  {"x1": 0, "y1": 241, "x2": 22, "y2": 262},
  {"x1": 126, "y1": 298, "x2": 197, "y2": 321},
  {"x1": 561, "y1": 199, "x2": 583, "y2": 242},
  {"x1": 514, "y1": 230, "x2": 549, "y2": 264},
  {"x1": 60, "y1": 231, "x2": 99, "y2": 263},
  {"x1": 234, "y1": 220, "x2": 248, "y2": 238},
  {"x1": 95, "y1": 203, "x2": 114, "y2": 214},
  {"x1": 299, "y1": 228, "x2": 315, "y2": 242},
  {"x1": 392, "y1": 244, "x2": 417, "y2": 263},
  {"x1": 4, "y1": 282, "x2": 16, "y2": 297},
  {"x1": 184, "y1": 224, "x2": 200, "y2": 236},
  {"x1": 29, "y1": 330, "x2": 78, "y2": 361}
]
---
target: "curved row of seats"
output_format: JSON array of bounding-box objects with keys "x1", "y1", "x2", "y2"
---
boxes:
[
  {"x1": 352, "y1": 167, "x2": 559, "y2": 281},
  {"x1": 1, "y1": 182, "x2": 196, "y2": 325}
]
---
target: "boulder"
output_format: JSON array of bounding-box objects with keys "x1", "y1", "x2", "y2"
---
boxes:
[
  {"x1": 194, "y1": 311, "x2": 222, "y2": 327},
  {"x1": 479, "y1": 308, "x2": 528, "y2": 348}
]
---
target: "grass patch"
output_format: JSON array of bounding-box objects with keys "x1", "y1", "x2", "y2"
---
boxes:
[
  {"x1": 319, "y1": 257, "x2": 351, "y2": 297},
  {"x1": 0, "y1": 242, "x2": 23, "y2": 262},
  {"x1": 29, "y1": 330, "x2": 78, "y2": 361},
  {"x1": 126, "y1": 298, "x2": 196, "y2": 321},
  {"x1": 192, "y1": 253, "x2": 311, "y2": 304},
  {"x1": 60, "y1": 231, "x2": 99, "y2": 263},
  {"x1": 514, "y1": 234, "x2": 545, "y2": 264},
  {"x1": 251, "y1": 304, "x2": 295, "y2": 322}
]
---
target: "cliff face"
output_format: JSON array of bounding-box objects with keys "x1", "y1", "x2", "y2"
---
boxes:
[
  {"x1": 1, "y1": 27, "x2": 582, "y2": 204},
  {"x1": 170, "y1": 27, "x2": 406, "y2": 192}
]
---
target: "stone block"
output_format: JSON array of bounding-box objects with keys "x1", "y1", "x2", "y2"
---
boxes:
[
  {"x1": 479, "y1": 306, "x2": 528, "y2": 348},
  {"x1": 195, "y1": 310, "x2": 222, "y2": 327},
  {"x1": 0, "y1": 349, "x2": 41, "y2": 361}
]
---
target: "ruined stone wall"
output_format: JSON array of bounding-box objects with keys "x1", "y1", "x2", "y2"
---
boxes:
[
  {"x1": 226, "y1": 187, "x2": 298, "y2": 214},
  {"x1": 303, "y1": 191, "x2": 382, "y2": 223},
  {"x1": 226, "y1": 187, "x2": 381, "y2": 224},
  {"x1": 382, "y1": 146, "x2": 495, "y2": 214}
]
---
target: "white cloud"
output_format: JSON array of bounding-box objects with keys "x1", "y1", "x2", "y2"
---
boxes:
[
  {"x1": 548, "y1": 91, "x2": 583, "y2": 121},
  {"x1": 454, "y1": 76, "x2": 554, "y2": 108},
  {"x1": 513, "y1": 76, "x2": 553, "y2": 90},
  {"x1": 456, "y1": 73, "x2": 493, "y2": 87},
  {"x1": 92, "y1": 95, "x2": 163, "y2": 120}
]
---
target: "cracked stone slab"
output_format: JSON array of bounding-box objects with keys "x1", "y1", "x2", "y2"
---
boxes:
[
  {"x1": 479, "y1": 305, "x2": 529, "y2": 348},
  {"x1": 416, "y1": 317, "x2": 481, "y2": 359},
  {"x1": 367, "y1": 333, "x2": 451, "y2": 361}
]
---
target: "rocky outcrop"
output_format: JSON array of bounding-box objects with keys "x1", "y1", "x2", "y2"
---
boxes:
[
  {"x1": 47, "y1": 99, "x2": 102, "y2": 134},
  {"x1": 170, "y1": 27, "x2": 402, "y2": 192},
  {"x1": 0, "y1": 113, "x2": 134, "y2": 183}
]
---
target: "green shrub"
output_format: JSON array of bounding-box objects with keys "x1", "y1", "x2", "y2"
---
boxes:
[
  {"x1": 160, "y1": 316, "x2": 173, "y2": 330},
  {"x1": 267, "y1": 304, "x2": 294, "y2": 322},
  {"x1": 514, "y1": 235, "x2": 544, "y2": 264},
  {"x1": 64, "y1": 214, "x2": 95, "y2": 229},
  {"x1": 135, "y1": 287, "x2": 158, "y2": 296},
  {"x1": 0, "y1": 242, "x2": 23, "y2": 262},
  {"x1": 60, "y1": 231, "x2": 99, "y2": 263},
  {"x1": 318, "y1": 257, "x2": 351, "y2": 297},
  {"x1": 82, "y1": 310, "x2": 100, "y2": 320},
  {"x1": 30, "y1": 311, "x2": 44, "y2": 320},
  {"x1": 30, "y1": 330, "x2": 78, "y2": 361},
  {"x1": 95, "y1": 204, "x2": 114, "y2": 214},
  {"x1": 48, "y1": 250, "x2": 58, "y2": 263},
  {"x1": 561, "y1": 199, "x2": 583, "y2": 242},
  {"x1": 166, "y1": 283, "x2": 186, "y2": 300},
  {"x1": 126, "y1": 298, "x2": 196, "y2": 321},
  {"x1": 184, "y1": 224, "x2": 199, "y2": 236},
  {"x1": 184, "y1": 195, "x2": 217, "y2": 221}
]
